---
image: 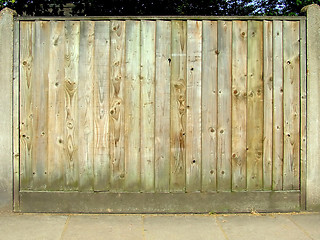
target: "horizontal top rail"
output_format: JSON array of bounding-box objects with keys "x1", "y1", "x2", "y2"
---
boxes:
[{"x1": 15, "y1": 15, "x2": 306, "y2": 21}]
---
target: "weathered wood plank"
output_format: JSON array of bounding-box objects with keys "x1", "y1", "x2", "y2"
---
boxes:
[
  {"x1": 32, "y1": 21, "x2": 50, "y2": 190},
  {"x1": 272, "y1": 21, "x2": 284, "y2": 191},
  {"x1": 124, "y1": 20, "x2": 141, "y2": 192},
  {"x1": 201, "y1": 20, "x2": 218, "y2": 192},
  {"x1": 300, "y1": 19, "x2": 307, "y2": 209},
  {"x1": 263, "y1": 20, "x2": 273, "y2": 190},
  {"x1": 13, "y1": 20, "x2": 20, "y2": 210},
  {"x1": 64, "y1": 21, "x2": 80, "y2": 190},
  {"x1": 155, "y1": 20, "x2": 171, "y2": 192},
  {"x1": 170, "y1": 20, "x2": 187, "y2": 192},
  {"x1": 140, "y1": 20, "x2": 156, "y2": 192},
  {"x1": 78, "y1": 21, "x2": 95, "y2": 192},
  {"x1": 231, "y1": 20, "x2": 247, "y2": 191},
  {"x1": 20, "y1": 21, "x2": 34, "y2": 190},
  {"x1": 93, "y1": 21, "x2": 110, "y2": 191},
  {"x1": 217, "y1": 21, "x2": 232, "y2": 191},
  {"x1": 283, "y1": 21, "x2": 300, "y2": 190},
  {"x1": 186, "y1": 20, "x2": 202, "y2": 192},
  {"x1": 247, "y1": 20, "x2": 263, "y2": 191},
  {"x1": 109, "y1": 21, "x2": 126, "y2": 191},
  {"x1": 47, "y1": 21, "x2": 66, "y2": 190}
]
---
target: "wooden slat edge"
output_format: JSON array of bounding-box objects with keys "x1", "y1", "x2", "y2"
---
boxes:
[
  {"x1": 299, "y1": 19, "x2": 307, "y2": 210},
  {"x1": 13, "y1": 20, "x2": 20, "y2": 211}
]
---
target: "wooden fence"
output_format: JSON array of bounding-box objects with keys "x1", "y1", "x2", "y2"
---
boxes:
[
  {"x1": 19, "y1": 18, "x2": 304, "y2": 194},
  {"x1": 1, "y1": 11, "x2": 312, "y2": 212}
]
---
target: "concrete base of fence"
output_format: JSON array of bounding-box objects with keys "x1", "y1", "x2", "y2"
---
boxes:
[
  {"x1": 0, "y1": 8, "x2": 15, "y2": 212},
  {"x1": 303, "y1": 4, "x2": 320, "y2": 211}
]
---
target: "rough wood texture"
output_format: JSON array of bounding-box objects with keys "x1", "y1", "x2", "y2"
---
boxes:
[
  {"x1": 201, "y1": 21, "x2": 218, "y2": 192},
  {"x1": 231, "y1": 21, "x2": 247, "y2": 191},
  {"x1": 186, "y1": 20, "x2": 202, "y2": 192},
  {"x1": 20, "y1": 21, "x2": 34, "y2": 190},
  {"x1": 170, "y1": 21, "x2": 187, "y2": 192},
  {"x1": 124, "y1": 20, "x2": 141, "y2": 192},
  {"x1": 64, "y1": 21, "x2": 80, "y2": 190},
  {"x1": 247, "y1": 20, "x2": 263, "y2": 191},
  {"x1": 109, "y1": 21, "x2": 126, "y2": 191},
  {"x1": 47, "y1": 21, "x2": 66, "y2": 190},
  {"x1": 272, "y1": 21, "x2": 284, "y2": 191},
  {"x1": 263, "y1": 20, "x2": 273, "y2": 190},
  {"x1": 140, "y1": 21, "x2": 156, "y2": 192},
  {"x1": 93, "y1": 21, "x2": 110, "y2": 191},
  {"x1": 155, "y1": 20, "x2": 171, "y2": 192},
  {"x1": 13, "y1": 20, "x2": 20, "y2": 210},
  {"x1": 217, "y1": 21, "x2": 232, "y2": 191},
  {"x1": 78, "y1": 21, "x2": 95, "y2": 191},
  {"x1": 283, "y1": 21, "x2": 300, "y2": 191},
  {"x1": 15, "y1": 17, "x2": 306, "y2": 212},
  {"x1": 299, "y1": 19, "x2": 307, "y2": 210}
]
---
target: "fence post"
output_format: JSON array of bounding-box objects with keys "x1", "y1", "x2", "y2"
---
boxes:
[
  {"x1": 303, "y1": 4, "x2": 320, "y2": 211},
  {"x1": 0, "y1": 8, "x2": 15, "y2": 212}
]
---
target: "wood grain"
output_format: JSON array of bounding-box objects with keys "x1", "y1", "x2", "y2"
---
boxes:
[
  {"x1": 93, "y1": 21, "x2": 110, "y2": 191},
  {"x1": 124, "y1": 20, "x2": 141, "y2": 192},
  {"x1": 247, "y1": 20, "x2": 263, "y2": 191},
  {"x1": 263, "y1": 20, "x2": 273, "y2": 190},
  {"x1": 155, "y1": 20, "x2": 171, "y2": 192},
  {"x1": 272, "y1": 21, "x2": 284, "y2": 191},
  {"x1": 201, "y1": 20, "x2": 218, "y2": 192},
  {"x1": 217, "y1": 20, "x2": 232, "y2": 192},
  {"x1": 283, "y1": 21, "x2": 300, "y2": 190},
  {"x1": 186, "y1": 20, "x2": 202, "y2": 192},
  {"x1": 78, "y1": 21, "x2": 95, "y2": 192},
  {"x1": 140, "y1": 20, "x2": 156, "y2": 192},
  {"x1": 231, "y1": 20, "x2": 247, "y2": 191},
  {"x1": 32, "y1": 21, "x2": 50, "y2": 190},
  {"x1": 109, "y1": 21, "x2": 126, "y2": 191},
  {"x1": 47, "y1": 21, "x2": 66, "y2": 190},
  {"x1": 64, "y1": 21, "x2": 80, "y2": 190},
  {"x1": 170, "y1": 20, "x2": 187, "y2": 192},
  {"x1": 20, "y1": 21, "x2": 34, "y2": 190}
]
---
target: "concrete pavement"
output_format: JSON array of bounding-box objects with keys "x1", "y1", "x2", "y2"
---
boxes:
[{"x1": 0, "y1": 212, "x2": 319, "y2": 240}]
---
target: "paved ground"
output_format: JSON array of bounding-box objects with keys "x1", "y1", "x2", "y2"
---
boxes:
[{"x1": 0, "y1": 212, "x2": 319, "y2": 240}]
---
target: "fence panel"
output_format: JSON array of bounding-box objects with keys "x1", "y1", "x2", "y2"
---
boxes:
[{"x1": 19, "y1": 18, "x2": 303, "y2": 196}]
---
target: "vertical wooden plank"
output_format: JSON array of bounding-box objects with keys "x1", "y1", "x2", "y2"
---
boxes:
[
  {"x1": 263, "y1": 20, "x2": 273, "y2": 190},
  {"x1": 20, "y1": 21, "x2": 34, "y2": 190},
  {"x1": 247, "y1": 20, "x2": 263, "y2": 191},
  {"x1": 272, "y1": 20, "x2": 284, "y2": 191},
  {"x1": 13, "y1": 20, "x2": 20, "y2": 210},
  {"x1": 155, "y1": 20, "x2": 171, "y2": 192},
  {"x1": 201, "y1": 20, "x2": 218, "y2": 192},
  {"x1": 217, "y1": 21, "x2": 232, "y2": 192},
  {"x1": 170, "y1": 20, "x2": 187, "y2": 192},
  {"x1": 300, "y1": 19, "x2": 307, "y2": 209},
  {"x1": 186, "y1": 20, "x2": 202, "y2": 192},
  {"x1": 78, "y1": 21, "x2": 95, "y2": 192},
  {"x1": 125, "y1": 20, "x2": 141, "y2": 192},
  {"x1": 231, "y1": 20, "x2": 247, "y2": 191},
  {"x1": 109, "y1": 20, "x2": 126, "y2": 191},
  {"x1": 64, "y1": 21, "x2": 80, "y2": 190},
  {"x1": 140, "y1": 20, "x2": 156, "y2": 192},
  {"x1": 283, "y1": 21, "x2": 300, "y2": 190},
  {"x1": 93, "y1": 21, "x2": 110, "y2": 191},
  {"x1": 47, "y1": 21, "x2": 66, "y2": 190},
  {"x1": 31, "y1": 21, "x2": 50, "y2": 190}
]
